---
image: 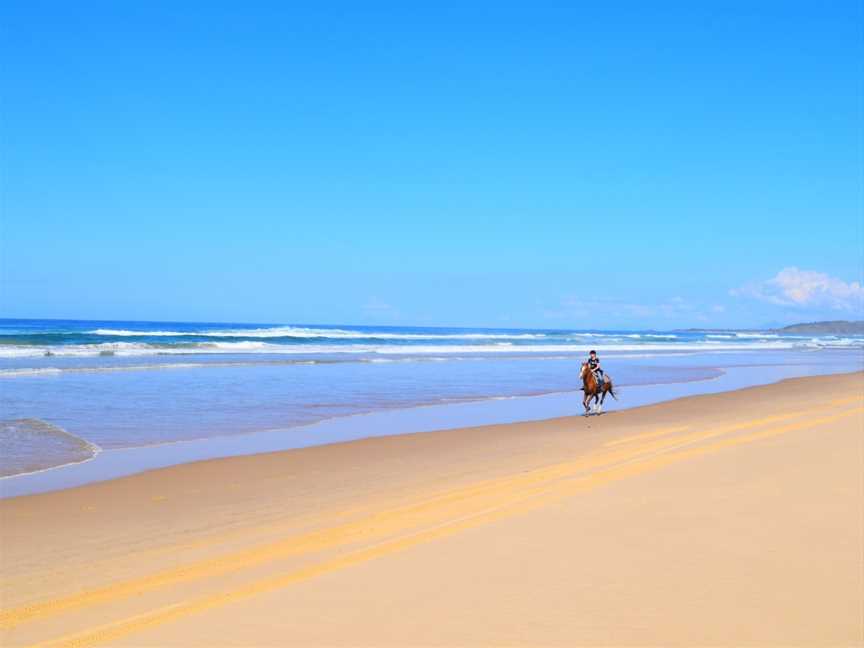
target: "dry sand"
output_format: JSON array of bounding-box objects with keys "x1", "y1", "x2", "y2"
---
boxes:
[{"x1": 1, "y1": 373, "x2": 862, "y2": 647}]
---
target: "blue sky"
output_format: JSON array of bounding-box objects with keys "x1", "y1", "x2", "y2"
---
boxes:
[{"x1": 2, "y1": 1, "x2": 862, "y2": 329}]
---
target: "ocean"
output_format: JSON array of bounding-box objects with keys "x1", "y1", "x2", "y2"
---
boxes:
[{"x1": 1, "y1": 318, "x2": 862, "y2": 491}]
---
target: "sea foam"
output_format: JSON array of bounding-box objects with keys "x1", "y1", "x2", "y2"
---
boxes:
[
  {"x1": 0, "y1": 339, "x2": 829, "y2": 359},
  {"x1": 88, "y1": 326, "x2": 547, "y2": 340}
]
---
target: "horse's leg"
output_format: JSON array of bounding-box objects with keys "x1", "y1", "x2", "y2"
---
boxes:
[
  {"x1": 583, "y1": 393, "x2": 590, "y2": 416},
  {"x1": 597, "y1": 390, "x2": 605, "y2": 414}
]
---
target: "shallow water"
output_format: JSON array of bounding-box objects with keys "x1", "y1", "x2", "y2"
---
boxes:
[
  {"x1": 0, "y1": 419, "x2": 99, "y2": 477},
  {"x1": 2, "y1": 360, "x2": 861, "y2": 498}
]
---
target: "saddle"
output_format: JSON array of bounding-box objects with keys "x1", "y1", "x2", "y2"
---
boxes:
[{"x1": 581, "y1": 370, "x2": 607, "y2": 391}]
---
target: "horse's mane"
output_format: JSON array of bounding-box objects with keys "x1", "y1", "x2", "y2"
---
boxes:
[{"x1": 581, "y1": 362, "x2": 597, "y2": 390}]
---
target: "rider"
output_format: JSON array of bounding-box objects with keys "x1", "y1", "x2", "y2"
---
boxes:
[{"x1": 587, "y1": 350, "x2": 604, "y2": 385}]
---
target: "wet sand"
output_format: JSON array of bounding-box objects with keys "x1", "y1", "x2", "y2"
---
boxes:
[{"x1": 2, "y1": 372, "x2": 862, "y2": 647}]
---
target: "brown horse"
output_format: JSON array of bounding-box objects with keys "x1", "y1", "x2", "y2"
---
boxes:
[{"x1": 580, "y1": 362, "x2": 617, "y2": 416}]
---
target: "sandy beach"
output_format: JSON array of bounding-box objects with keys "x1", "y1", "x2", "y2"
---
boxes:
[{"x1": 1, "y1": 373, "x2": 862, "y2": 647}]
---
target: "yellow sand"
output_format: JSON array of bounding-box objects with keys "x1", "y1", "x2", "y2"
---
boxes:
[{"x1": 1, "y1": 373, "x2": 862, "y2": 647}]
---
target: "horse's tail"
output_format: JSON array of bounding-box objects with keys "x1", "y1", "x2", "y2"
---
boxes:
[{"x1": 608, "y1": 382, "x2": 618, "y2": 400}]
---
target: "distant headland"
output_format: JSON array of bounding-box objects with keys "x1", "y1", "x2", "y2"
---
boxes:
[
  {"x1": 770, "y1": 320, "x2": 864, "y2": 335},
  {"x1": 681, "y1": 320, "x2": 864, "y2": 335}
]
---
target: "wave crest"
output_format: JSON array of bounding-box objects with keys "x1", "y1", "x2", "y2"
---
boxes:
[
  {"x1": 0, "y1": 339, "x2": 839, "y2": 359},
  {"x1": 87, "y1": 326, "x2": 547, "y2": 341}
]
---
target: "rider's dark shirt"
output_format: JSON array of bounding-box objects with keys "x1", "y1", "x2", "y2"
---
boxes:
[{"x1": 588, "y1": 357, "x2": 600, "y2": 370}]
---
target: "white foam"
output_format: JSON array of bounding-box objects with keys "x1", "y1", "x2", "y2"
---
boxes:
[
  {"x1": 805, "y1": 337, "x2": 864, "y2": 349},
  {"x1": 623, "y1": 334, "x2": 678, "y2": 339},
  {"x1": 0, "y1": 363, "x2": 227, "y2": 377},
  {"x1": 89, "y1": 329, "x2": 191, "y2": 337},
  {"x1": 88, "y1": 327, "x2": 547, "y2": 341},
  {"x1": 0, "y1": 368, "x2": 63, "y2": 377},
  {"x1": 3, "y1": 332, "x2": 863, "y2": 361},
  {"x1": 734, "y1": 332, "x2": 780, "y2": 339},
  {"x1": 0, "y1": 340, "x2": 807, "y2": 359},
  {"x1": 0, "y1": 346, "x2": 48, "y2": 358}
]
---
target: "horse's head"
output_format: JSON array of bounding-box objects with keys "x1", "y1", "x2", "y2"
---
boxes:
[{"x1": 580, "y1": 362, "x2": 588, "y2": 378}]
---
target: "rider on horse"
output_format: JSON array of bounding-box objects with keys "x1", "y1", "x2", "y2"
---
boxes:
[
  {"x1": 580, "y1": 349, "x2": 616, "y2": 415},
  {"x1": 587, "y1": 350, "x2": 604, "y2": 386}
]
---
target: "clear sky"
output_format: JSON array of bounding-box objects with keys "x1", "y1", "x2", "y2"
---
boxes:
[{"x1": 2, "y1": 1, "x2": 862, "y2": 329}]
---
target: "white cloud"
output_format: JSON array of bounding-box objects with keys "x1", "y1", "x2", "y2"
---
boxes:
[{"x1": 732, "y1": 267, "x2": 864, "y2": 311}]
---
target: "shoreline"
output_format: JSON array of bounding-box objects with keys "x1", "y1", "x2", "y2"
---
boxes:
[
  {"x1": 2, "y1": 372, "x2": 862, "y2": 646},
  {"x1": 2, "y1": 363, "x2": 862, "y2": 498}
]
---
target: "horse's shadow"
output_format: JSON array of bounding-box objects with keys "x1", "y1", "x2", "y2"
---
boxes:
[{"x1": 583, "y1": 409, "x2": 609, "y2": 417}]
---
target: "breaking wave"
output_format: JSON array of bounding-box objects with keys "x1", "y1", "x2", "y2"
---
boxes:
[
  {"x1": 0, "y1": 339, "x2": 850, "y2": 360},
  {"x1": 87, "y1": 327, "x2": 547, "y2": 341}
]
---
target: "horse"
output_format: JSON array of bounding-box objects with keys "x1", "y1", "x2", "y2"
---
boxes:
[{"x1": 580, "y1": 362, "x2": 617, "y2": 416}]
